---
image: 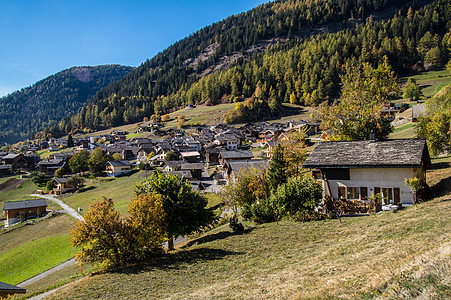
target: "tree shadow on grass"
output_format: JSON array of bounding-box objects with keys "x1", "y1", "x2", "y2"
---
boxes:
[
  {"x1": 281, "y1": 105, "x2": 306, "y2": 118},
  {"x1": 111, "y1": 247, "x2": 245, "y2": 275},
  {"x1": 429, "y1": 161, "x2": 451, "y2": 170},
  {"x1": 76, "y1": 186, "x2": 96, "y2": 193},
  {"x1": 429, "y1": 176, "x2": 451, "y2": 198},
  {"x1": 182, "y1": 227, "x2": 255, "y2": 249}
]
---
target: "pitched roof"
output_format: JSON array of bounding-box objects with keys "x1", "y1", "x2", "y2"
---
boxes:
[
  {"x1": 1, "y1": 153, "x2": 21, "y2": 160},
  {"x1": 163, "y1": 160, "x2": 183, "y2": 168},
  {"x1": 219, "y1": 150, "x2": 254, "y2": 160},
  {"x1": 3, "y1": 199, "x2": 47, "y2": 211},
  {"x1": 0, "y1": 281, "x2": 26, "y2": 294},
  {"x1": 107, "y1": 160, "x2": 132, "y2": 167},
  {"x1": 226, "y1": 159, "x2": 268, "y2": 173},
  {"x1": 52, "y1": 178, "x2": 68, "y2": 184},
  {"x1": 180, "y1": 163, "x2": 204, "y2": 170},
  {"x1": 303, "y1": 139, "x2": 430, "y2": 169}
]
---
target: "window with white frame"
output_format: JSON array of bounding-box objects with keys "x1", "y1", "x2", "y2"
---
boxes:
[{"x1": 347, "y1": 187, "x2": 360, "y2": 199}]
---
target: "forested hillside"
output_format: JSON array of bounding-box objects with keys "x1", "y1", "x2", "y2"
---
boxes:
[
  {"x1": 0, "y1": 65, "x2": 133, "y2": 144},
  {"x1": 48, "y1": 0, "x2": 450, "y2": 136}
]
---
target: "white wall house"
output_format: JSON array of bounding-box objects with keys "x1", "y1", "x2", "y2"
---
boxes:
[
  {"x1": 106, "y1": 161, "x2": 132, "y2": 177},
  {"x1": 303, "y1": 139, "x2": 430, "y2": 206}
]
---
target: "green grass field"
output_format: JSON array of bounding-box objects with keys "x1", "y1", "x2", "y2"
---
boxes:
[
  {"x1": 0, "y1": 215, "x2": 76, "y2": 285},
  {"x1": 405, "y1": 69, "x2": 451, "y2": 98},
  {"x1": 62, "y1": 171, "x2": 147, "y2": 215},
  {"x1": 49, "y1": 196, "x2": 451, "y2": 299}
]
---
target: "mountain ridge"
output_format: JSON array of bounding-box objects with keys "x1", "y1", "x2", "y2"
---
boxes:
[
  {"x1": 0, "y1": 64, "x2": 133, "y2": 144},
  {"x1": 51, "y1": 0, "x2": 447, "y2": 136}
]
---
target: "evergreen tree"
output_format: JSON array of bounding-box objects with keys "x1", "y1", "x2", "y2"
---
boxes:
[
  {"x1": 267, "y1": 144, "x2": 287, "y2": 191},
  {"x1": 67, "y1": 134, "x2": 74, "y2": 148}
]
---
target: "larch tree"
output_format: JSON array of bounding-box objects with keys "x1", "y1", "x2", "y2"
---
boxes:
[
  {"x1": 267, "y1": 144, "x2": 287, "y2": 191},
  {"x1": 320, "y1": 57, "x2": 399, "y2": 141}
]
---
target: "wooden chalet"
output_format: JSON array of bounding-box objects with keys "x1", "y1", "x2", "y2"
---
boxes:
[
  {"x1": 3, "y1": 199, "x2": 47, "y2": 226},
  {"x1": 52, "y1": 178, "x2": 75, "y2": 195},
  {"x1": 0, "y1": 282, "x2": 26, "y2": 298},
  {"x1": 218, "y1": 150, "x2": 254, "y2": 166},
  {"x1": 106, "y1": 161, "x2": 132, "y2": 177}
]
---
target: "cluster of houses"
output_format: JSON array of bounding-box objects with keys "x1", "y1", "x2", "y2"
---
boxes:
[
  {"x1": 1, "y1": 120, "x2": 320, "y2": 180},
  {"x1": 1, "y1": 115, "x2": 432, "y2": 226}
]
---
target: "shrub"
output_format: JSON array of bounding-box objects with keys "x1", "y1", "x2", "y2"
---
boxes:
[{"x1": 271, "y1": 175, "x2": 323, "y2": 220}]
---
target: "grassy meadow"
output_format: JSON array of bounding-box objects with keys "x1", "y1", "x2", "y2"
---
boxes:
[
  {"x1": 44, "y1": 155, "x2": 450, "y2": 299},
  {"x1": 405, "y1": 69, "x2": 451, "y2": 98},
  {"x1": 0, "y1": 214, "x2": 76, "y2": 285},
  {"x1": 0, "y1": 176, "x2": 40, "y2": 205},
  {"x1": 61, "y1": 171, "x2": 147, "y2": 215}
]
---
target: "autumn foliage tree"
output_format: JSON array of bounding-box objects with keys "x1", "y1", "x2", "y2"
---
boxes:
[
  {"x1": 71, "y1": 195, "x2": 167, "y2": 268},
  {"x1": 320, "y1": 58, "x2": 398, "y2": 141},
  {"x1": 417, "y1": 85, "x2": 451, "y2": 156},
  {"x1": 71, "y1": 198, "x2": 125, "y2": 268},
  {"x1": 69, "y1": 150, "x2": 90, "y2": 173},
  {"x1": 124, "y1": 193, "x2": 167, "y2": 260},
  {"x1": 276, "y1": 131, "x2": 308, "y2": 177}
]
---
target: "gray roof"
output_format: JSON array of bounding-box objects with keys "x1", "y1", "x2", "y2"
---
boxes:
[
  {"x1": 219, "y1": 150, "x2": 253, "y2": 159},
  {"x1": 180, "y1": 163, "x2": 204, "y2": 170},
  {"x1": 0, "y1": 281, "x2": 26, "y2": 294},
  {"x1": 52, "y1": 178, "x2": 68, "y2": 184},
  {"x1": 1, "y1": 153, "x2": 21, "y2": 160},
  {"x1": 107, "y1": 160, "x2": 132, "y2": 167},
  {"x1": 3, "y1": 199, "x2": 47, "y2": 211},
  {"x1": 226, "y1": 159, "x2": 268, "y2": 172},
  {"x1": 303, "y1": 139, "x2": 430, "y2": 169},
  {"x1": 165, "y1": 170, "x2": 193, "y2": 179}
]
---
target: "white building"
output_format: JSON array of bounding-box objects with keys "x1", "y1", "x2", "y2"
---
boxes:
[{"x1": 303, "y1": 139, "x2": 430, "y2": 206}]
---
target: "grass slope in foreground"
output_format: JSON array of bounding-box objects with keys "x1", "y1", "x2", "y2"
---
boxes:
[{"x1": 50, "y1": 195, "x2": 450, "y2": 297}]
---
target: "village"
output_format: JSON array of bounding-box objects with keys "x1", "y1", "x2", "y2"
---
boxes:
[{"x1": 0, "y1": 99, "x2": 429, "y2": 228}]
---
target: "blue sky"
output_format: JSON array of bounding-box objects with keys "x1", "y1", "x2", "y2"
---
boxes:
[{"x1": 0, "y1": 0, "x2": 268, "y2": 97}]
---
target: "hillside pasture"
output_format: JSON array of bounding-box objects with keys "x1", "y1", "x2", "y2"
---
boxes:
[
  {"x1": 47, "y1": 156, "x2": 451, "y2": 299},
  {"x1": 405, "y1": 69, "x2": 451, "y2": 98},
  {"x1": 61, "y1": 171, "x2": 146, "y2": 215},
  {"x1": 0, "y1": 214, "x2": 76, "y2": 285}
]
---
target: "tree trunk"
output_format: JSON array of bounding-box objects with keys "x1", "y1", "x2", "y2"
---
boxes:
[{"x1": 167, "y1": 237, "x2": 174, "y2": 251}]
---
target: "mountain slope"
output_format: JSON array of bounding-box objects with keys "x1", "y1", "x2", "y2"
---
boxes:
[
  {"x1": 52, "y1": 0, "x2": 447, "y2": 134},
  {"x1": 0, "y1": 65, "x2": 133, "y2": 144}
]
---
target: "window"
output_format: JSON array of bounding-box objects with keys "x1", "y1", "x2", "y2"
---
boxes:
[
  {"x1": 381, "y1": 188, "x2": 393, "y2": 204},
  {"x1": 347, "y1": 187, "x2": 360, "y2": 199}
]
